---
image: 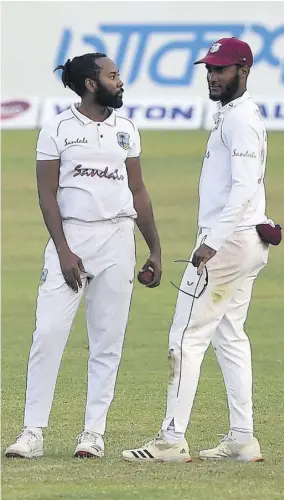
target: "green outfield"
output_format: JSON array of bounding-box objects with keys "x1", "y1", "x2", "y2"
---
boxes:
[{"x1": 2, "y1": 130, "x2": 284, "y2": 500}]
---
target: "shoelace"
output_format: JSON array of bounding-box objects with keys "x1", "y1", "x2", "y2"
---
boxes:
[
  {"x1": 77, "y1": 431, "x2": 100, "y2": 445},
  {"x1": 213, "y1": 434, "x2": 237, "y2": 456},
  {"x1": 217, "y1": 434, "x2": 236, "y2": 443},
  {"x1": 16, "y1": 430, "x2": 39, "y2": 445},
  {"x1": 141, "y1": 433, "x2": 164, "y2": 448},
  {"x1": 194, "y1": 434, "x2": 235, "y2": 454}
]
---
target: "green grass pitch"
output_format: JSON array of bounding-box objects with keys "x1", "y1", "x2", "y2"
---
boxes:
[{"x1": 2, "y1": 130, "x2": 284, "y2": 499}]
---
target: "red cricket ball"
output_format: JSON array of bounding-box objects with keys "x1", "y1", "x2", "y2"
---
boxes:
[{"x1": 137, "y1": 268, "x2": 154, "y2": 286}]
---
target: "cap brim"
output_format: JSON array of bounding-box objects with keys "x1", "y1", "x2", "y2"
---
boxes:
[{"x1": 194, "y1": 54, "x2": 237, "y2": 66}]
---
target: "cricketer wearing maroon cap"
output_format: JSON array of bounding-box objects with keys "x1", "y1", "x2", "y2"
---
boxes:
[
  {"x1": 194, "y1": 37, "x2": 253, "y2": 105},
  {"x1": 195, "y1": 37, "x2": 253, "y2": 68},
  {"x1": 121, "y1": 34, "x2": 280, "y2": 465}
]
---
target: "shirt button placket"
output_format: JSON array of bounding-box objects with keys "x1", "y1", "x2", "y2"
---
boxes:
[{"x1": 97, "y1": 123, "x2": 103, "y2": 146}]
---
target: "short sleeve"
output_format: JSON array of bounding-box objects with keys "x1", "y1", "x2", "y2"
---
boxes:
[
  {"x1": 127, "y1": 123, "x2": 141, "y2": 158},
  {"x1": 36, "y1": 123, "x2": 60, "y2": 160}
]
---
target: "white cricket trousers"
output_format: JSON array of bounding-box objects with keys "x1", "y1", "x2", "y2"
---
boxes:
[
  {"x1": 24, "y1": 217, "x2": 136, "y2": 435},
  {"x1": 162, "y1": 228, "x2": 269, "y2": 436}
]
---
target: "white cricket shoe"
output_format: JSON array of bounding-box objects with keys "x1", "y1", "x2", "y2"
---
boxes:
[
  {"x1": 199, "y1": 435, "x2": 264, "y2": 462},
  {"x1": 122, "y1": 431, "x2": 192, "y2": 462},
  {"x1": 74, "y1": 431, "x2": 104, "y2": 458},
  {"x1": 5, "y1": 429, "x2": 43, "y2": 458}
]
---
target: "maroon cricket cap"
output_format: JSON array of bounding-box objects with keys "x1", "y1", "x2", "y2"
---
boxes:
[{"x1": 194, "y1": 37, "x2": 253, "y2": 68}]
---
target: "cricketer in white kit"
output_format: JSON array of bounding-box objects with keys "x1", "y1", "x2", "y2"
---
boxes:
[
  {"x1": 5, "y1": 53, "x2": 161, "y2": 459},
  {"x1": 122, "y1": 37, "x2": 281, "y2": 463}
]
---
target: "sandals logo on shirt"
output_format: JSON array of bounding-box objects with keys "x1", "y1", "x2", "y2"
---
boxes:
[
  {"x1": 73, "y1": 165, "x2": 124, "y2": 181},
  {"x1": 116, "y1": 132, "x2": 130, "y2": 150},
  {"x1": 232, "y1": 149, "x2": 256, "y2": 159},
  {"x1": 64, "y1": 138, "x2": 88, "y2": 146}
]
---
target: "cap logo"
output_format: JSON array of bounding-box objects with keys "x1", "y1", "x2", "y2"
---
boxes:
[{"x1": 210, "y1": 42, "x2": 222, "y2": 53}]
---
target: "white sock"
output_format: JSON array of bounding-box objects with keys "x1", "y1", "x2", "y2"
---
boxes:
[
  {"x1": 25, "y1": 426, "x2": 42, "y2": 436},
  {"x1": 229, "y1": 429, "x2": 253, "y2": 444},
  {"x1": 163, "y1": 426, "x2": 184, "y2": 444}
]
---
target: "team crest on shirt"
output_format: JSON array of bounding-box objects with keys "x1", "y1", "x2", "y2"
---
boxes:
[
  {"x1": 39, "y1": 268, "x2": 48, "y2": 286},
  {"x1": 210, "y1": 42, "x2": 222, "y2": 53},
  {"x1": 116, "y1": 132, "x2": 130, "y2": 150}
]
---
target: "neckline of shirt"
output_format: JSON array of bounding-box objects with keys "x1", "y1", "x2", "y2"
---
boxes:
[
  {"x1": 70, "y1": 103, "x2": 116, "y2": 126},
  {"x1": 217, "y1": 91, "x2": 252, "y2": 115}
]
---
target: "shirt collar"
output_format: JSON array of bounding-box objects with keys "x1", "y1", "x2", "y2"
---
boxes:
[
  {"x1": 217, "y1": 91, "x2": 252, "y2": 113},
  {"x1": 70, "y1": 103, "x2": 116, "y2": 126}
]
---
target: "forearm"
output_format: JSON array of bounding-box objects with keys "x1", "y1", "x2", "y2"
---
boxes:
[
  {"x1": 133, "y1": 187, "x2": 161, "y2": 254},
  {"x1": 39, "y1": 192, "x2": 69, "y2": 253}
]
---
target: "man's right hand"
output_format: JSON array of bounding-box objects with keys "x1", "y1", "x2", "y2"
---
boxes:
[{"x1": 58, "y1": 248, "x2": 86, "y2": 293}]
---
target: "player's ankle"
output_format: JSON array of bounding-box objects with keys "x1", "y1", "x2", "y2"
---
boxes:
[
  {"x1": 229, "y1": 429, "x2": 253, "y2": 444},
  {"x1": 163, "y1": 427, "x2": 185, "y2": 444},
  {"x1": 24, "y1": 426, "x2": 42, "y2": 436}
]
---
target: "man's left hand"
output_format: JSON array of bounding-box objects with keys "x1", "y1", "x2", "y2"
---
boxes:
[
  {"x1": 142, "y1": 252, "x2": 162, "y2": 288},
  {"x1": 192, "y1": 244, "x2": 216, "y2": 275}
]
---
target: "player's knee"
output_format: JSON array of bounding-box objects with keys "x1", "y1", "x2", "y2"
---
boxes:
[
  {"x1": 32, "y1": 322, "x2": 70, "y2": 353},
  {"x1": 213, "y1": 336, "x2": 250, "y2": 350}
]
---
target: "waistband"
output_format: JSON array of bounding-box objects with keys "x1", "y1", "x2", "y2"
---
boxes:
[
  {"x1": 197, "y1": 226, "x2": 258, "y2": 238},
  {"x1": 62, "y1": 216, "x2": 134, "y2": 227}
]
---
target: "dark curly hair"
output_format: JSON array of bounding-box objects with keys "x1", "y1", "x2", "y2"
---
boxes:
[{"x1": 54, "y1": 53, "x2": 107, "y2": 97}]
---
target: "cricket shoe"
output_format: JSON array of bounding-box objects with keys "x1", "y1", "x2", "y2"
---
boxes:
[
  {"x1": 199, "y1": 434, "x2": 264, "y2": 462},
  {"x1": 122, "y1": 431, "x2": 192, "y2": 462},
  {"x1": 5, "y1": 429, "x2": 43, "y2": 458},
  {"x1": 74, "y1": 431, "x2": 104, "y2": 458}
]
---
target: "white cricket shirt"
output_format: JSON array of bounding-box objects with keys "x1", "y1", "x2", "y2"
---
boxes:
[
  {"x1": 199, "y1": 91, "x2": 268, "y2": 251},
  {"x1": 36, "y1": 104, "x2": 141, "y2": 221}
]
